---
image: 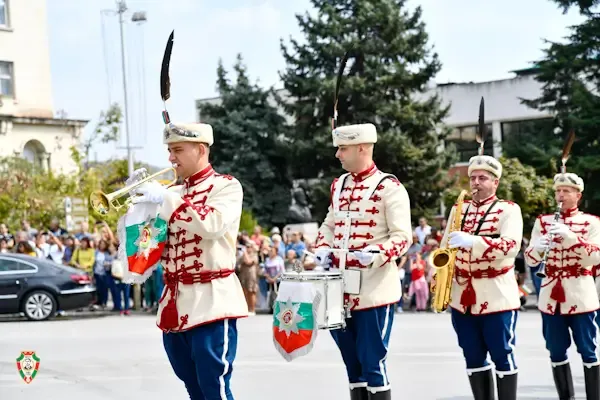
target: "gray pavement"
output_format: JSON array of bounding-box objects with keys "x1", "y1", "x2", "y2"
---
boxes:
[{"x1": 0, "y1": 310, "x2": 590, "y2": 399}]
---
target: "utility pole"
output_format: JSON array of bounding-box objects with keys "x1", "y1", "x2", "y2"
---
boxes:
[
  {"x1": 116, "y1": 0, "x2": 134, "y2": 177},
  {"x1": 109, "y1": 0, "x2": 146, "y2": 310}
]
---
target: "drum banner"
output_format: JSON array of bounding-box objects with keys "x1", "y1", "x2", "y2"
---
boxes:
[
  {"x1": 272, "y1": 280, "x2": 322, "y2": 362},
  {"x1": 116, "y1": 202, "x2": 167, "y2": 284}
]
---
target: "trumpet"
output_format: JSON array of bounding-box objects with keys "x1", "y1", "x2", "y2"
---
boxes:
[
  {"x1": 89, "y1": 167, "x2": 178, "y2": 216},
  {"x1": 535, "y1": 201, "x2": 563, "y2": 278}
]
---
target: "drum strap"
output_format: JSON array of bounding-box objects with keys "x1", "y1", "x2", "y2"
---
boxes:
[{"x1": 332, "y1": 172, "x2": 394, "y2": 251}]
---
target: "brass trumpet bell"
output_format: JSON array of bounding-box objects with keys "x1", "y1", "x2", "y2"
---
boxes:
[{"x1": 89, "y1": 167, "x2": 177, "y2": 216}]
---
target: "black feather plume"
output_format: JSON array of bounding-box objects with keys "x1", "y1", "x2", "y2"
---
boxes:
[
  {"x1": 476, "y1": 97, "x2": 486, "y2": 155},
  {"x1": 160, "y1": 30, "x2": 174, "y2": 123},
  {"x1": 332, "y1": 50, "x2": 350, "y2": 129}
]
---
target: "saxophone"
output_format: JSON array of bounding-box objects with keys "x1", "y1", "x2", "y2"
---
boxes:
[{"x1": 429, "y1": 189, "x2": 469, "y2": 313}]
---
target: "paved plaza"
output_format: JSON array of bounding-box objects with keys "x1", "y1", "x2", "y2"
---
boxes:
[{"x1": 0, "y1": 310, "x2": 591, "y2": 399}]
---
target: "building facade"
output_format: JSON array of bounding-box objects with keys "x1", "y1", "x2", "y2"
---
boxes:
[
  {"x1": 0, "y1": 0, "x2": 87, "y2": 174},
  {"x1": 195, "y1": 68, "x2": 552, "y2": 168},
  {"x1": 430, "y1": 69, "x2": 552, "y2": 177}
]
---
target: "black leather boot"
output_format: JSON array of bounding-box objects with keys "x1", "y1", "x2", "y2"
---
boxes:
[
  {"x1": 584, "y1": 365, "x2": 600, "y2": 400},
  {"x1": 468, "y1": 369, "x2": 495, "y2": 400},
  {"x1": 496, "y1": 373, "x2": 517, "y2": 400},
  {"x1": 367, "y1": 389, "x2": 391, "y2": 400},
  {"x1": 552, "y1": 363, "x2": 575, "y2": 399},
  {"x1": 350, "y1": 387, "x2": 368, "y2": 400}
]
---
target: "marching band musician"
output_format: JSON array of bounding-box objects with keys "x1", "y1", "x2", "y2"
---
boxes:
[
  {"x1": 130, "y1": 122, "x2": 249, "y2": 400},
  {"x1": 440, "y1": 153, "x2": 523, "y2": 400},
  {"x1": 127, "y1": 31, "x2": 248, "y2": 400},
  {"x1": 524, "y1": 171, "x2": 600, "y2": 400},
  {"x1": 314, "y1": 123, "x2": 413, "y2": 400}
]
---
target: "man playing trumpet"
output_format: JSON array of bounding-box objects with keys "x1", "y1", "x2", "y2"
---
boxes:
[
  {"x1": 524, "y1": 134, "x2": 600, "y2": 400},
  {"x1": 127, "y1": 31, "x2": 248, "y2": 400}
]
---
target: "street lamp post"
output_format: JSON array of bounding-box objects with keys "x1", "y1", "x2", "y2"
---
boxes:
[
  {"x1": 116, "y1": 0, "x2": 133, "y2": 177},
  {"x1": 112, "y1": 0, "x2": 147, "y2": 310}
]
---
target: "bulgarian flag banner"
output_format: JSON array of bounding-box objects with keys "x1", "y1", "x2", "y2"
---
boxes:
[
  {"x1": 117, "y1": 202, "x2": 168, "y2": 284},
  {"x1": 272, "y1": 280, "x2": 321, "y2": 362}
]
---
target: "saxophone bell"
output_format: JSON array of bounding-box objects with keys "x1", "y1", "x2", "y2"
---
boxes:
[{"x1": 429, "y1": 189, "x2": 471, "y2": 312}]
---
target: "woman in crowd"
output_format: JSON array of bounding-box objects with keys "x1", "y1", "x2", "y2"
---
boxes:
[
  {"x1": 263, "y1": 245, "x2": 285, "y2": 312},
  {"x1": 93, "y1": 239, "x2": 113, "y2": 309},
  {"x1": 70, "y1": 237, "x2": 95, "y2": 275},
  {"x1": 408, "y1": 252, "x2": 429, "y2": 311},
  {"x1": 237, "y1": 241, "x2": 259, "y2": 315},
  {"x1": 15, "y1": 241, "x2": 36, "y2": 257}
]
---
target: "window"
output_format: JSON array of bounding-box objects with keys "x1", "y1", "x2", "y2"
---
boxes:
[
  {"x1": 501, "y1": 118, "x2": 554, "y2": 141},
  {"x1": 446, "y1": 124, "x2": 494, "y2": 163},
  {"x1": 0, "y1": 61, "x2": 14, "y2": 96},
  {"x1": 0, "y1": 0, "x2": 8, "y2": 27},
  {"x1": 0, "y1": 259, "x2": 36, "y2": 273}
]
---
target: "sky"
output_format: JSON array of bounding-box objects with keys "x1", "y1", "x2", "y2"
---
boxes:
[{"x1": 45, "y1": 0, "x2": 587, "y2": 169}]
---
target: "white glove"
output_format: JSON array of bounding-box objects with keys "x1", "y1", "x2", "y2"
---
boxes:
[
  {"x1": 448, "y1": 231, "x2": 475, "y2": 249},
  {"x1": 314, "y1": 249, "x2": 332, "y2": 266},
  {"x1": 533, "y1": 235, "x2": 550, "y2": 253},
  {"x1": 131, "y1": 180, "x2": 168, "y2": 205},
  {"x1": 549, "y1": 223, "x2": 574, "y2": 240},
  {"x1": 353, "y1": 245, "x2": 380, "y2": 267},
  {"x1": 125, "y1": 168, "x2": 147, "y2": 187}
]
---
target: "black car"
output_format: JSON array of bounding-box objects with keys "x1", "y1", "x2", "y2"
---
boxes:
[{"x1": 0, "y1": 253, "x2": 96, "y2": 321}]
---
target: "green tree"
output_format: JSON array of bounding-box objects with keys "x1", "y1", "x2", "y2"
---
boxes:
[
  {"x1": 279, "y1": 0, "x2": 456, "y2": 222},
  {"x1": 520, "y1": 9, "x2": 600, "y2": 214},
  {"x1": 551, "y1": 0, "x2": 599, "y2": 14},
  {"x1": 82, "y1": 103, "x2": 123, "y2": 168},
  {"x1": 198, "y1": 54, "x2": 292, "y2": 226},
  {"x1": 0, "y1": 156, "x2": 78, "y2": 232},
  {"x1": 443, "y1": 157, "x2": 555, "y2": 235}
]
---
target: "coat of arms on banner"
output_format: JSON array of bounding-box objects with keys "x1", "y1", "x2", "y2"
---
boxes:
[
  {"x1": 272, "y1": 281, "x2": 321, "y2": 362},
  {"x1": 117, "y1": 202, "x2": 167, "y2": 284},
  {"x1": 16, "y1": 351, "x2": 40, "y2": 384}
]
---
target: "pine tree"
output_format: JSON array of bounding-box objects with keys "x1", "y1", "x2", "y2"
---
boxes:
[
  {"x1": 198, "y1": 55, "x2": 292, "y2": 226},
  {"x1": 551, "y1": 0, "x2": 599, "y2": 14},
  {"x1": 279, "y1": 0, "x2": 456, "y2": 222},
  {"x1": 519, "y1": 6, "x2": 600, "y2": 214}
]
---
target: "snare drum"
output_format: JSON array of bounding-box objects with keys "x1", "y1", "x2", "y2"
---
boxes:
[{"x1": 280, "y1": 270, "x2": 344, "y2": 330}]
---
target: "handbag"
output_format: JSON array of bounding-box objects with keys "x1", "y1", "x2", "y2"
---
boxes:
[{"x1": 111, "y1": 259, "x2": 124, "y2": 280}]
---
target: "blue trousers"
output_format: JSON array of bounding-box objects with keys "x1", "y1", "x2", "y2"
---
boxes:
[
  {"x1": 163, "y1": 319, "x2": 238, "y2": 400},
  {"x1": 529, "y1": 265, "x2": 542, "y2": 296},
  {"x1": 451, "y1": 308, "x2": 518, "y2": 374},
  {"x1": 330, "y1": 304, "x2": 394, "y2": 393},
  {"x1": 542, "y1": 310, "x2": 599, "y2": 365},
  {"x1": 93, "y1": 273, "x2": 109, "y2": 306}
]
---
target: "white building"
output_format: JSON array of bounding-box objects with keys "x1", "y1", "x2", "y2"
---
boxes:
[
  {"x1": 195, "y1": 68, "x2": 552, "y2": 172},
  {"x1": 0, "y1": 0, "x2": 87, "y2": 174}
]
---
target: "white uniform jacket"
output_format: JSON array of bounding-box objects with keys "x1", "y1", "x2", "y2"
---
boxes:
[
  {"x1": 440, "y1": 195, "x2": 523, "y2": 315},
  {"x1": 156, "y1": 164, "x2": 248, "y2": 332},
  {"x1": 524, "y1": 207, "x2": 600, "y2": 315},
  {"x1": 314, "y1": 164, "x2": 412, "y2": 311}
]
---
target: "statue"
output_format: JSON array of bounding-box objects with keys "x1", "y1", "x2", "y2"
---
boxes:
[{"x1": 287, "y1": 184, "x2": 312, "y2": 223}]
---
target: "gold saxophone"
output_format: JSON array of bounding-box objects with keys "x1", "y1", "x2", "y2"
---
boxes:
[{"x1": 429, "y1": 189, "x2": 470, "y2": 313}]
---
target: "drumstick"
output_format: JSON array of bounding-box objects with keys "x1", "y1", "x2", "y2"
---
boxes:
[{"x1": 304, "y1": 248, "x2": 382, "y2": 259}]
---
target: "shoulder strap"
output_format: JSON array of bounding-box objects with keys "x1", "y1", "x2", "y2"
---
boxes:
[
  {"x1": 473, "y1": 200, "x2": 500, "y2": 235},
  {"x1": 332, "y1": 173, "x2": 351, "y2": 212},
  {"x1": 460, "y1": 203, "x2": 471, "y2": 231},
  {"x1": 363, "y1": 173, "x2": 396, "y2": 203}
]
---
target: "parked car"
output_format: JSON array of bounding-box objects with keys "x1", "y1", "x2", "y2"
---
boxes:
[{"x1": 0, "y1": 253, "x2": 96, "y2": 321}]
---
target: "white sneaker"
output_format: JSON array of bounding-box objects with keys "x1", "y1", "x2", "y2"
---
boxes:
[{"x1": 248, "y1": 311, "x2": 256, "y2": 316}]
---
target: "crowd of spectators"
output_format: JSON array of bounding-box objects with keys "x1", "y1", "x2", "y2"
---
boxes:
[{"x1": 0, "y1": 219, "x2": 163, "y2": 315}]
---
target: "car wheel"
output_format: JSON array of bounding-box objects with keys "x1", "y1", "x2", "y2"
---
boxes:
[{"x1": 22, "y1": 290, "x2": 57, "y2": 321}]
